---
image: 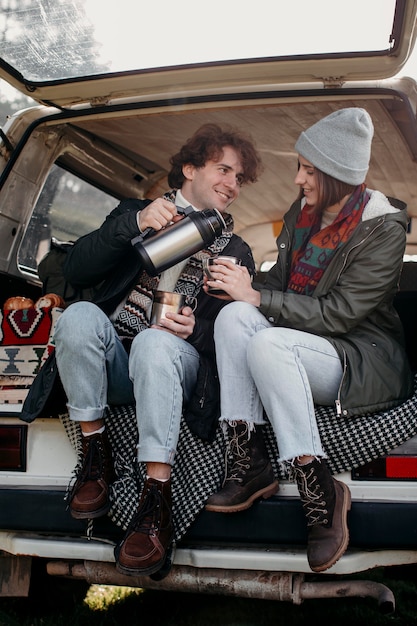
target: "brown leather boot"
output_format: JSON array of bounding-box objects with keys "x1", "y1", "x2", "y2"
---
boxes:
[
  {"x1": 115, "y1": 477, "x2": 175, "y2": 577},
  {"x1": 205, "y1": 421, "x2": 279, "y2": 513},
  {"x1": 294, "y1": 458, "x2": 351, "y2": 572},
  {"x1": 68, "y1": 429, "x2": 115, "y2": 520}
]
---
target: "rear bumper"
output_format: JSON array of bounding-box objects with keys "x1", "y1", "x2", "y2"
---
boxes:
[
  {"x1": 1, "y1": 487, "x2": 417, "y2": 574},
  {"x1": 1, "y1": 530, "x2": 417, "y2": 576}
]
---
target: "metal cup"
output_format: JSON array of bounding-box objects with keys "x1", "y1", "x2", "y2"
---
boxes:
[
  {"x1": 150, "y1": 291, "x2": 197, "y2": 326},
  {"x1": 202, "y1": 255, "x2": 242, "y2": 295}
]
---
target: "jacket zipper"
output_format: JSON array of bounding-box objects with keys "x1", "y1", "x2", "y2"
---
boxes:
[
  {"x1": 199, "y1": 368, "x2": 209, "y2": 408},
  {"x1": 335, "y1": 348, "x2": 348, "y2": 416},
  {"x1": 334, "y1": 218, "x2": 384, "y2": 415}
]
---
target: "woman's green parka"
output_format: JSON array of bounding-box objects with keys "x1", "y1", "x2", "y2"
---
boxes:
[{"x1": 255, "y1": 189, "x2": 414, "y2": 417}]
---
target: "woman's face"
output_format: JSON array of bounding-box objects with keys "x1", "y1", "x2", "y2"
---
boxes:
[{"x1": 294, "y1": 155, "x2": 318, "y2": 206}]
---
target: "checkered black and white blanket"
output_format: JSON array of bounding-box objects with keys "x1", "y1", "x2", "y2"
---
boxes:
[{"x1": 61, "y1": 375, "x2": 417, "y2": 542}]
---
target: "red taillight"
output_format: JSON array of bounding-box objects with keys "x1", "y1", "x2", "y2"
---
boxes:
[
  {"x1": 386, "y1": 456, "x2": 417, "y2": 478},
  {"x1": 353, "y1": 456, "x2": 417, "y2": 480},
  {"x1": 0, "y1": 425, "x2": 27, "y2": 471}
]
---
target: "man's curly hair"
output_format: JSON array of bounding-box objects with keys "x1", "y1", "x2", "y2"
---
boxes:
[{"x1": 168, "y1": 123, "x2": 263, "y2": 189}]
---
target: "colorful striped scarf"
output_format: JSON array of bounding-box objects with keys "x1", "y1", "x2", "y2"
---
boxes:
[{"x1": 287, "y1": 184, "x2": 369, "y2": 296}]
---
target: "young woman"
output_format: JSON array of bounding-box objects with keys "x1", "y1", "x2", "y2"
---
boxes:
[{"x1": 203, "y1": 108, "x2": 414, "y2": 573}]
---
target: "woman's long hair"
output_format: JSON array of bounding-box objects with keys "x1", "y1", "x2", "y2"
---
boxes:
[{"x1": 297, "y1": 165, "x2": 357, "y2": 215}]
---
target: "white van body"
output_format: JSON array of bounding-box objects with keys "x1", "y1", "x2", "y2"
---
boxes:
[{"x1": 1, "y1": 0, "x2": 417, "y2": 612}]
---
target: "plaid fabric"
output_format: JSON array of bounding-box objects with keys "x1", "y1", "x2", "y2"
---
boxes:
[{"x1": 61, "y1": 375, "x2": 417, "y2": 542}]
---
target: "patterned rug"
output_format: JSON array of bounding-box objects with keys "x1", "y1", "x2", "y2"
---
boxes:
[
  {"x1": 0, "y1": 306, "x2": 62, "y2": 377},
  {"x1": 61, "y1": 375, "x2": 417, "y2": 542}
]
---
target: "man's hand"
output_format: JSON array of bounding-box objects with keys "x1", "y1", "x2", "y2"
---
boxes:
[
  {"x1": 137, "y1": 198, "x2": 183, "y2": 233},
  {"x1": 151, "y1": 306, "x2": 196, "y2": 339}
]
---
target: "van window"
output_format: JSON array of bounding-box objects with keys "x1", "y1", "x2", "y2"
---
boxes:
[
  {"x1": 0, "y1": 0, "x2": 397, "y2": 81},
  {"x1": 17, "y1": 164, "x2": 117, "y2": 276}
]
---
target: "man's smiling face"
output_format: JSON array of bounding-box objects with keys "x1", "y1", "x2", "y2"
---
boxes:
[{"x1": 181, "y1": 145, "x2": 244, "y2": 211}]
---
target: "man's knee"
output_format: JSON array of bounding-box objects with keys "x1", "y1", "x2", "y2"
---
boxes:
[
  {"x1": 55, "y1": 302, "x2": 102, "y2": 344},
  {"x1": 130, "y1": 328, "x2": 174, "y2": 363}
]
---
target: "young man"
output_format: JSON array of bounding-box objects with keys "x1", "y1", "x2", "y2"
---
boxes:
[{"x1": 50, "y1": 123, "x2": 266, "y2": 577}]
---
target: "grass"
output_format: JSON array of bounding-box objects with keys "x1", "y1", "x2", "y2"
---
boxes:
[{"x1": 1, "y1": 567, "x2": 417, "y2": 625}]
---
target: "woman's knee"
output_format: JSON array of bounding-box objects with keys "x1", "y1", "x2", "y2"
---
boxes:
[
  {"x1": 247, "y1": 328, "x2": 277, "y2": 363},
  {"x1": 214, "y1": 301, "x2": 260, "y2": 340},
  {"x1": 247, "y1": 328, "x2": 295, "y2": 379},
  {"x1": 216, "y1": 301, "x2": 254, "y2": 323}
]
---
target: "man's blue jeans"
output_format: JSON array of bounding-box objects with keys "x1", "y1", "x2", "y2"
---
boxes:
[{"x1": 54, "y1": 301, "x2": 199, "y2": 465}]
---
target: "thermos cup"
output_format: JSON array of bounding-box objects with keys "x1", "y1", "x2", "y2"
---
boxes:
[
  {"x1": 202, "y1": 256, "x2": 242, "y2": 295},
  {"x1": 150, "y1": 291, "x2": 198, "y2": 326},
  {"x1": 132, "y1": 207, "x2": 226, "y2": 276}
]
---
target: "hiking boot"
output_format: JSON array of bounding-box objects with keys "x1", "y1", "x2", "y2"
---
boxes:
[
  {"x1": 115, "y1": 477, "x2": 174, "y2": 577},
  {"x1": 205, "y1": 421, "x2": 279, "y2": 513},
  {"x1": 68, "y1": 429, "x2": 115, "y2": 520},
  {"x1": 294, "y1": 457, "x2": 351, "y2": 572}
]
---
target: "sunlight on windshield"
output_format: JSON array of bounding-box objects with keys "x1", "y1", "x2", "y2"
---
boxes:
[
  {"x1": 0, "y1": 0, "x2": 397, "y2": 81},
  {"x1": 84, "y1": 0, "x2": 396, "y2": 72}
]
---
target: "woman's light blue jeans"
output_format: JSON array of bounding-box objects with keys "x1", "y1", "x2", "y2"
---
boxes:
[
  {"x1": 54, "y1": 301, "x2": 199, "y2": 465},
  {"x1": 213, "y1": 301, "x2": 343, "y2": 463}
]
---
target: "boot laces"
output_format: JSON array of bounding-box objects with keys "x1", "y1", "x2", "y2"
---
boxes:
[
  {"x1": 66, "y1": 436, "x2": 107, "y2": 504},
  {"x1": 79, "y1": 436, "x2": 107, "y2": 482},
  {"x1": 224, "y1": 422, "x2": 251, "y2": 484},
  {"x1": 295, "y1": 465, "x2": 328, "y2": 527},
  {"x1": 129, "y1": 483, "x2": 171, "y2": 536}
]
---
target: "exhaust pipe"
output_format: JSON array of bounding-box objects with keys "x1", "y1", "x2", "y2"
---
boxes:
[{"x1": 47, "y1": 561, "x2": 395, "y2": 613}]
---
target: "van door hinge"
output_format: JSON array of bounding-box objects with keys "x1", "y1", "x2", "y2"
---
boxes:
[
  {"x1": 90, "y1": 96, "x2": 111, "y2": 107},
  {"x1": 322, "y1": 76, "x2": 346, "y2": 89}
]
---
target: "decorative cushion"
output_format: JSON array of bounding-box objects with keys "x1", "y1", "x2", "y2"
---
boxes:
[{"x1": 0, "y1": 306, "x2": 62, "y2": 377}]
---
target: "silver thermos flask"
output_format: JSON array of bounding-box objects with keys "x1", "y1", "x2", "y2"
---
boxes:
[{"x1": 131, "y1": 206, "x2": 226, "y2": 276}]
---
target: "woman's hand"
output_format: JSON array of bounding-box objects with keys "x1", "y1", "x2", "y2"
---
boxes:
[{"x1": 203, "y1": 259, "x2": 261, "y2": 306}]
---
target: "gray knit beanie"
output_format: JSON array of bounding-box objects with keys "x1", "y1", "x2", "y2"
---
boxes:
[{"x1": 294, "y1": 107, "x2": 374, "y2": 185}]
